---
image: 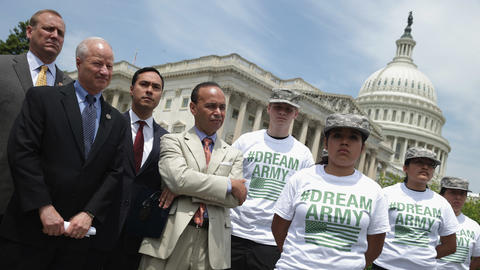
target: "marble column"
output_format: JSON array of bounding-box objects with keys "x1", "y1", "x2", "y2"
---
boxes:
[
  {"x1": 111, "y1": 91, "x2": 120, "y2": 109},
  {"x1": 299, "y1": 118, "x2": 309, "y2": 144},
  {"x1": 401, "y1": 138, "x2": 409, "y2": 161},
  {"x1": 368, "y1": 151, "x2": 377, "y2": 179},
  {"x1": 217, "y1": 90, "x2": 231, "y2": 138},
  {"x1": 358, "y1": 150, "x2": 367, "y2": 173},
  {"x1": 310, "y1": 125, "x2": 322, "y2": 162},
  {"x1": 233, "y1": 96, "x2": 248, "y2": 142},
  {"x1": 391, "y1": 136, "x2": 398, "y2": 162},
  {"x1": 252, "y1": 103, "x2": 264, "y2": 131}
]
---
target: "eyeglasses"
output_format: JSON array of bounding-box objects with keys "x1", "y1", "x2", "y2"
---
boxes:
[{"x1": 409, "y1": 158, "x2": 438, "y2": 169}]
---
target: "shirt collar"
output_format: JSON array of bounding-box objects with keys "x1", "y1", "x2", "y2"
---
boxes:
[
  {"x1": 194, "y1": 126, "x2": 217, "y2": 144},
  {"x1": 74, "y1": 80, "x2": 102, "y2": 105},
  {"x1": 27, "y1": 51, "x2": 56, "y2": 76},
  {"x1": 129, "y1": 109, "x2": 153, "y2": 128}
]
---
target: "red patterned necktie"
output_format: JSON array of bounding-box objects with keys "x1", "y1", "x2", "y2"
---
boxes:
[
  {"x1": 133, "y1": 121, "x2": 146, "y2": 173},
  {"x1": 193, "y1": 137, "x2": 213, "y2": 226}
]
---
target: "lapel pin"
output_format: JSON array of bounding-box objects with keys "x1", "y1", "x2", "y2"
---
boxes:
[{"x1": 106, "y1": 113, "x2": 111, "y2": 120}]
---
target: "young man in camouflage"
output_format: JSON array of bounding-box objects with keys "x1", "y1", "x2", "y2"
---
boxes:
[{"x1": 230, "y1": 89, "x2": 314, "y2": 269}]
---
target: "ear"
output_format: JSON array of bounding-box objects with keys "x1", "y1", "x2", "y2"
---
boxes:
[
  {"x1": 323, "y1": 138, "x2": 328, "y2": 150},
  {"x1": 402, "y1": 165, "x2": 408, "y2": 173},
  {"x1": 190, "y1": 101, "x2": 196, "y2": 115},
  {"x1": 26, "y1": 25, "x2": 33, "y2": 39},
  {"x1": 130, "y1": 85, "x2": 134, "y2": 97},
  {"x1": 75, "y1": 57, "x2": 81, "y2": 69}
]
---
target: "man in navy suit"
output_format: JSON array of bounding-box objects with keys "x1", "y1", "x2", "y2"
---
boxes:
[
  {"x1": 0, "y1": 37, "x2": 125, "y2": 270},
  {"x1": 101, "y1": 67, "x2": 168, "y2": 270}
]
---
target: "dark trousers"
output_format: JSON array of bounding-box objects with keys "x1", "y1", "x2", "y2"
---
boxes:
[
  {"x1": 231, "y1": 235, "x2": 281, "y2": 270},
  {"x1": 101, "y1": 228, "x2": 143, "y2": 270},
  {"x1": 0, "y1": 237, "x2": 91, "y2": 270}
]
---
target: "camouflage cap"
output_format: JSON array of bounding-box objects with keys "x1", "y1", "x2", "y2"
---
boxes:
[
  {"x1": 404, "y1": 147, "x2": 441, "y2": 166},
  {"x1": 441, "y1": 176, "x2": 471, "y2": 192},
  {"x1": 269, "y1": 88, "x2": 300, "y2": 108},
  {"x1": 324, "y1": 113, "x2": 370, "y2": 139}
]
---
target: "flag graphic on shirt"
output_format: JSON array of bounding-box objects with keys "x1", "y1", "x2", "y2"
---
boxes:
[
  {"x1": 305, "y1": 220, "x2": 361, "y2": 252},
  {"x1": 393, "y1": 224, "x2": 429, "y2": 247}
]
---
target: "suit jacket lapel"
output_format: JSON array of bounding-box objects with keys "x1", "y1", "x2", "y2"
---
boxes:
[
  {"x1": 87, "y1": 97, "x2": 114, "y2": 161},
  {"x1": 184, "y1": 128, "x2": 206, "y2": 172},
  {"x1": 12, "y1": 54, "x2": 33, "y2": 92},
  {"x1": 54, "y1": 66, "x2": 64, "y2": 86},
  {"x1": 123, "y1": 112, "x2": 136, "y2": 171},
  {"x1": 139, "y1": 122, "x2": 160, "y2": 174},
  {"x1": 60, "y1": 83, "x2": 84, "y2": 156},
  {"x1": 207, "y1": 139, "x2": 227, "y2": 174}
]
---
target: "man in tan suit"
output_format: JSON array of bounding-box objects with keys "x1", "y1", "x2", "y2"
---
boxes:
[{"x1": 138, "y1": 81, "x2": 247, "y2": 270}]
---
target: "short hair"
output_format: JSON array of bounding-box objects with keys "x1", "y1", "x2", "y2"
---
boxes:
[
  {"x1": 131, "y1": 67, "x2": 164, "y2": 88},
  {"x1": 440, "y1": 187, "x2": 447, "y2": 195},
  {"x1": 191, "y1": 81, "x2": 221, "y2": 104},
  {"x1": 30, "y1": 9, "x2": 63, "y2": 27},
  {"x1": 75, "y1": 37, "x2": 110, "y2": 60}
]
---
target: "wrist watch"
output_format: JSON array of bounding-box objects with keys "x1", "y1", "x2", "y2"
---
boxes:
[{"x1": 85, "y1": 211, "x2": 95, "y2": 219}]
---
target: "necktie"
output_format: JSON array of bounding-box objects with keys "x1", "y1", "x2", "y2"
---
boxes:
[
  {"x1": 36, "y1": 65, "x2": 48, "y2": 86},
  {"x1": 193, "y1": 137, "x2": 213, "y2": 226},
  {"x1": 133, "y1": 121, "x2": 146, "y2": 173},
  {"x1": 82, "y1": 95, "x2": 97, "y2": 158}
]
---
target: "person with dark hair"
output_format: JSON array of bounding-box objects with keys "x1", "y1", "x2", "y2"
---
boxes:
[
  {"x1": 0, "y1": 37, "x2": 125, "y2": 269},
  {"x1": 272, "y1": 113, "x2": 389, "y2": 269},
  {"x1": 97, "y1": 67, "x2": 168, "y2": 270},
  {"x1": 138, "y1": 82, "x2": 247, "y2": 270},
  {"x1": 230, "y1": 88, "x2": 314, "y2": 270},
  {"x1": 0, "y1": 9, "x2": 71, "y2": 223},
  {"x1": 437, "y1": 177, "x2": 480, "y2": 270},
  {"x1": 318, "y1": 149, "x2": 329, "y2": 165},
  {"x1": 373, "y1": 147, "x2": 458, "y2": 270}
]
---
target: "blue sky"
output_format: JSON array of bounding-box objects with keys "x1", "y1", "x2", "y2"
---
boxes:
[{"x1": 2, "y1": 0, "x2": 480, "y2": 192}]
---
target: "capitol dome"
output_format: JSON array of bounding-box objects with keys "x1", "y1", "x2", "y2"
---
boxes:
[{"x1": 356, "y1": 12, "x2": 450, "y2": 177}]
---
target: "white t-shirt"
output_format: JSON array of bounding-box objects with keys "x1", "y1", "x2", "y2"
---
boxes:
[
  {"x1": 375, "y1": 182, "x2": 459, "y2": 270},
  {"x1": 437, "y1": 213, "x2": 480, "y2": 270},
  {"x1": 273, "y1": 165, "x2": 389, "y2": 270},
  {"x1": 230, "y1": 129, "x2": 314, "y2": 245}
]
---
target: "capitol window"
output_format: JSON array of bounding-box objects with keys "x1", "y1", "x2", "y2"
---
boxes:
[{"x1": 164, "y1": 98, "x2": 172, "y2": 110}]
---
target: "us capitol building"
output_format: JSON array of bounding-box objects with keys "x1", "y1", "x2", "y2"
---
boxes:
[{"x1": 68, "y1": 14, "x2": 450, "y2": 181}]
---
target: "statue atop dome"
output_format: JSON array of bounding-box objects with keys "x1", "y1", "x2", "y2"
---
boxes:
[{"x1": 402, "y1": 11, "x2": 413, "y2": 38}]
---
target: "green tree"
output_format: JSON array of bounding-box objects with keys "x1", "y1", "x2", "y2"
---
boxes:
[
  {"x1": 0, "y1": 20, "x2": 29, "y2": 55},
  {"x1": 463, "y1": 198, "x2": 480, "y2": 224}
]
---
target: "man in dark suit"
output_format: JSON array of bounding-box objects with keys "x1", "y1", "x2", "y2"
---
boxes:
[
  {"x1": 100, "y1": 67, "x2": 168, "y2": 270},
  {"x1": 0, "y1": 37, "x2": 126, "y2": 270},
  {"x1": 0, "y1": 9, "x2": 71, "y2": 222}
]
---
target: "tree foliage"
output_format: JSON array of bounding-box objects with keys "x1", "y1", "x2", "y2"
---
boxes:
[{"x1": 0, "y1": 20, "x2": 29, "y2": 55}]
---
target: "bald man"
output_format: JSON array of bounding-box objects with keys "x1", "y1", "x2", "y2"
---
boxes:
[{"x1": 0, "y1": 37, "x2": 126, "y2": 270}]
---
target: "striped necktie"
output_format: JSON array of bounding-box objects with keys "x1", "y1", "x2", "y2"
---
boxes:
[{"x1": 193, "y1": 137, "x2": 213, "y2": 226}]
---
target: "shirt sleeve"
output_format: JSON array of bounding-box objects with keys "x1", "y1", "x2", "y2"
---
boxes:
[
  {"x1": 273, "y1": 173, "x2": 299, "y2": 221},
  {"x1": 472, "y1": 222, "x2": 480, "y2": 257},
  {"x1": 367, "y1": 189, "x2": 390, "y2": 235},
  {"x1": 438, "y1": 199, "x2": 459, "y2": 236}
]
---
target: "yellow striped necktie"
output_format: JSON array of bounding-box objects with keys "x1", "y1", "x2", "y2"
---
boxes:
[{"x1": 36, "y1": 65, "x2": 48, "y2": 86}]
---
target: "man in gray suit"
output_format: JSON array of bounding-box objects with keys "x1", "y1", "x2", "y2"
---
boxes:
[{"x1": 0, "y1": 9, "x2": 71, "y2": 222}]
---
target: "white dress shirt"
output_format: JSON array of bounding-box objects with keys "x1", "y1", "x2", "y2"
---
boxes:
[
  {"x1": 129, "y1": 109, "x2": 154, "y2": 168},
  {"x1": 27, "y1": 51, "x2": 57, "y2": 86}
]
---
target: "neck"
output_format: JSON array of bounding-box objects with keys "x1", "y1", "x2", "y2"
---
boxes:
[
  {"x1": 132, "y1": 107, "x2": 152, "y2": 120},
  {"x1": 324, "y1": 163, "x2": 355, "y2": 177},
  {"x1": 31, "y1": 49, "x2": 55, "y2": 64},
  {"x1": 267, "y1": 125, "x2": 289, "y2": 138},
  {"x1": 405, "y1": 181, "x2": 427, "y2": 192}
]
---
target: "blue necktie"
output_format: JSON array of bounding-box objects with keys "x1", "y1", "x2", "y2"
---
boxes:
[{"x1": 82, "y1": 95, "x2": 96, "y2": 158}]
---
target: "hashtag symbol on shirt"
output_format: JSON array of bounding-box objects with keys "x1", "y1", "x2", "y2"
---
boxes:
[
  {"x1": 300, "y1": 190, "x2": 311, "y2": 201},
  {"x1": 246, "y1": 151, "x2": 255, "y2": 162}
]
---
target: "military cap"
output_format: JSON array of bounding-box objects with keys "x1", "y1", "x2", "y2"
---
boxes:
[
  {"x1": 324, "y1": 113, "x2": 370, "y2": 139},
  {"x1": 441, "y1": 176, "x2": 471, "y2": 192},
  {"x1": 321, "y1": 149, "x2": 329, "y2": 158},
  {"x1": 269, "y1": 88, "x2": 300, "y2": 108},
  {"x1": 404, "y1": 147, "x2": 441, "y2": 166}
]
